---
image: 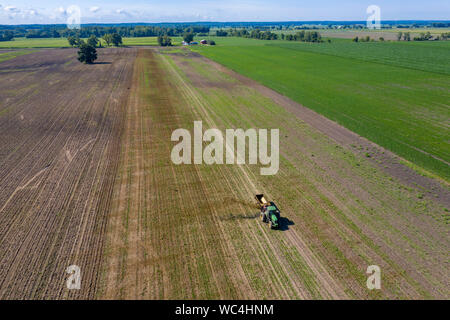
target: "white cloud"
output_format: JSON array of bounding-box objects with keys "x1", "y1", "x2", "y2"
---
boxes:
[
  {"x1": 90, "y1": 6, "x2": 101, "y2": 13},
  {"x1": 57, "y1": 6, "x2": 66, "y2": 15},
  {"x1": 115, "y1": 8, "x2": 132, "y2": 16},
  {"x1": 4, "y1": 6, "x2": 19, "y2": 12}
]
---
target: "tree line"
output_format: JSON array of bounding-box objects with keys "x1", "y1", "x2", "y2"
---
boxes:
[
  {"x1": 216, "y1": 29, "x2": 278, "y2": 40},
  {"x1": 67, "y1": 33, "x2": 124, "y2": 64},
  {"x1": 215, "y1": 29, "x2": 323, "y2": 43},
  {"x1": 351, "y1": 32, "x2": 450, "y2": 43},
  {"x1": 397, "y1": 31, "x2": 449, "y2": 41},
  {"x1": 67, "y1": 33, "x2": 123, "y2": 48},
  {"x1": 2, "y1": 25, "x2": 211, "y2": 40},
  {"x1": 283, "y1": 31, "x2": 323, "y2": 42}
]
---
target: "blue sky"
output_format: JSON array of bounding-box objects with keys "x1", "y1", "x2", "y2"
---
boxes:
[{"x1": 0, "y1": 0, "x2": 449, "y2": 24}]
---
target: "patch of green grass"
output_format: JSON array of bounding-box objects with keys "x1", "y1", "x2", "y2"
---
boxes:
[
  {"x1": 0, "y1": 49, "x2": 36, "y2": 62},
  {"x1": 0, "y1": 38, "x2": 70, "y2": 48},
  {"x1": 192, "y1": 38, "x2": 450, "y2": 180},
  {"x1": 123, "y1": 36, "x2": 184, "y2": 46},
  {"x1": 399, "y1": 159, "x2": 449, "y2": 187},
  {"x1": 159, "y1": 47, "x2": 185, "y2": 54},
  {"x1": 122, "y1": 37, "x2": 159, "y2": 46}
]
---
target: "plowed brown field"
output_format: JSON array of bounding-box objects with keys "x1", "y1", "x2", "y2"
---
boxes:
[{"x1": 0, "y1": 48, "x2": 136, "y2": 299}]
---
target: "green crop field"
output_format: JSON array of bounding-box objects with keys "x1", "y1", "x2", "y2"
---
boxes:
[
  {"x1": 192, "y1": 37, "x2": 450, "y2": 180},
  {"x1": 0, "y1": 37, "x2": 70, "y2": 48},
  {"x1": 318, "y1": 28, "x2": 450, "y2": 41},
  {"x1": 0, "y1": 36, "x2": 172, "y2": 48},
  {"x1": 273, "y1": 40, "x2": 450, "y2": 74},
  {"x1": 122, "y1": 36, "x2": 183, "y2": 46}
]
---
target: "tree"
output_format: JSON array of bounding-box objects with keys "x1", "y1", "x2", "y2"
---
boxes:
[
  {"x1": 77, "y1": 43, "x2": 97, "y2": 64},
  {"x1": 209, "y1": 40, "x2": 216, "y2": 45},
  {"x1": 111, "y1": 33, "x2": 123, "y2": 46},
  {"x1": 87, "y1": 35, "x2": 99, "y2": 47},
  {"x1": 397, "y1": 32, "x2": 403, "y2": 41},
  {"x1": 67, "y1": 36, "x2": 77, "y2": 47},
  {"x1": 414, "y1": 32, "x2": 433, "y2": 41},
  {"x1": 157, "y1": 35, "x2": 172, "y2": 46},
  {"x1": 164, "y1": 35, "x2": 172, "y2": 46},
  {"x1": 67, "y1": 35, "x2": 83, "y2": 47},
  {"x1": 403, "y1": 32, "x2": 411, "y2": 41},
  {"x1": 352, "y1": 36, "x2": 359, "y2": 42},
  {"x1": 103, "y1": 34, "x2": 113, "y2": 47},
  {"x1": 183, "y1": 32, "x2": 194, "y2": 43}
]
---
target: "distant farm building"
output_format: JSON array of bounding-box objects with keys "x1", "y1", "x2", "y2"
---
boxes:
[
  {"x1": 200, "y1": 39, "x2": 207, "y2": 44},
  {"x1": 182, "y1": 41, "x2": 200, "y2": 46}
]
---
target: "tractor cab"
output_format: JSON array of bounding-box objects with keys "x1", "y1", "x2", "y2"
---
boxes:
[{"x1": 265, "y1": 203, "x2": 280, "y2": 229}]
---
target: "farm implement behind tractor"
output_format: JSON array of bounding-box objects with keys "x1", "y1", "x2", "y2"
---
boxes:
[{"x1": 255, "y1": 194, "x2": 281, "y2": 229}]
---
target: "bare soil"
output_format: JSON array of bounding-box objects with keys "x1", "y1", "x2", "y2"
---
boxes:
[{"x1": 0, "y1": 48, "x2": 136, "y2": 299}]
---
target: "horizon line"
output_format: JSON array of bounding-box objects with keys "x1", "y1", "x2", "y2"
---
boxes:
[{"x1": 1, "y1": 19, "x2": 450, "y2": 27}]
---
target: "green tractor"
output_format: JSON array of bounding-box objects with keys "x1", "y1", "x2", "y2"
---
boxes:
[{"x1": 255, "y1": 194, "x2": 281, "y2": 229}]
